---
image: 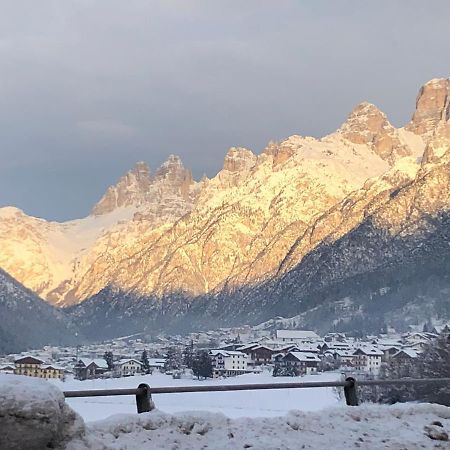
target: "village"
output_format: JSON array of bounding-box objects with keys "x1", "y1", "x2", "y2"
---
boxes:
[{"x1": 1, "y1": 323, "x2": 447, "y2": 382}]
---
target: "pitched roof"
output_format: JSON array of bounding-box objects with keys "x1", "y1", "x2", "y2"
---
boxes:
[
  {"x1": 79, "y1": 358, "x2": 109, "y2": 369},
  {"x1": 287, "y1": 352, "x2": 320, "y2": 362},
  {"x1": 276, "y1": 330, "x2": 320, "y2": 340},
  {"x1": 14, "y1": 356, "x2": 45, "y2": 365},
  {"x1": 116, "y1": 358, "x2": 142, "y2": 366}
]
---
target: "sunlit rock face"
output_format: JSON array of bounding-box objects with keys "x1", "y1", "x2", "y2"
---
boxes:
[
  {"x1": 1, "y1": 79, "x2": 450, "y2": 317},
  {"x1": 406, "y1": 78, "x2": 450, "y2": 139}
]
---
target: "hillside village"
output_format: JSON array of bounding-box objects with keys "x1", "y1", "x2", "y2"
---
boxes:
[{"x1": 1, "y1": 323, "x2": 447, "y2": 382}]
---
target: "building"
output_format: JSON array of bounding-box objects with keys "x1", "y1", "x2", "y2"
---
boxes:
[
  {"x1": 114, "y1": 359, "x2": 143, "y2": 377},
  {"x1": 275, "y1": 330, "x2": 320, "y2": 344},
  {"x1": 148, "y1": 358, "x2": 166, "y2": 371},
  {"x1": 14, "y1": 356, "x2": 64, "y2": 380},
  {"x1": 73, "y1": 358, "x2": 109, "y2": 380},
  {"x1": 0, "y1": 364, "x2": 15, "y2": 374},
  {"x1": 352, "y1": 348, "x2": 383, "y2": 373},
  {"x1": 239, "y1": 344, "x2": 273, "y2": 366},
  {"x1": 274, "y1": 351, "x2": 320, "y2": 376},
  {"x1": 210, "y1": 350, "x2": 248, "y2": 377}
]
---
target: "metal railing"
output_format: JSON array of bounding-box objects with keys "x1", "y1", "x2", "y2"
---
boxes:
[{"x1": 63, "y1": 377, "x2": 450, "y2": 413}]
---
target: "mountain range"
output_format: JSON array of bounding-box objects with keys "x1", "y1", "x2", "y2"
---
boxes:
[{"x1": 1, "y1": 77, "x2": 450, "y2": 344}]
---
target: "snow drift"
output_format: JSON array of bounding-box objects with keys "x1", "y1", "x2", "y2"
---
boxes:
[{"x1": 1, "y1": 374, "x2": 450, "y2": 450}]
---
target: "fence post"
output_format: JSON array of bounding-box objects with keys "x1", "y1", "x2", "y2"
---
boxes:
[
  {"x1": 344, "y1": 377, "x2": 358, "y2": 406},
  {"x1": 136, "y1": 383, "x2": 155, "y2": 413}
]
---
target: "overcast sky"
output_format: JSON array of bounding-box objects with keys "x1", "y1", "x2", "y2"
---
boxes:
[{"x1": 1, "y1": 1, "x2": 450, "y2": 221}]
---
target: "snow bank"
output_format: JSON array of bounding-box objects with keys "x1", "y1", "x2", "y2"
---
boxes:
[
  {"x1": 0, "y1": 374, "x2": 84, "y2": 450},
  {"x1": 66, "y1": 403, "x2": 450, "y2": 450},
  {"x1": 2, "y1": 374, "x2": 450, "y2": 449}
]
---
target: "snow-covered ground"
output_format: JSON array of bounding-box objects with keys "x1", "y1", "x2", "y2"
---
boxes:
[
  {"x1": 68, "y1": 403, "x2": 450, "y2": 449},
  {"x1": 2, "y1": 373, "x2": 449, "y2": 449},
  {"x1": 52, "y1": 371, "x2": 342, "y2": 422}
]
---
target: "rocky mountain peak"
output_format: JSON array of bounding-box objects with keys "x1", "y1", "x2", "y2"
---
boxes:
[
  {"x1": 91, "y1": 162, "x2": 153, "y2": 216},
  {"x1": 406, "y1": 78, "x2": 450, "y2": 138},
  {"x1": 155, "y1": 154, "x2": 186, "y2": 178},
  {"x1": 338, "y1": 102, "x2": 412, "y2": 164},
  {"x1": 338, "y1": 102, "x2": 391, "y2": 143},
  {"x1": 223, "y1": 147, "x2": 257, "y2": 172}
]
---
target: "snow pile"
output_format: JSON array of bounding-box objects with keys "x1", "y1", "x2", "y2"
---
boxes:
[
  {"x1": 65, "y1": 403, "x2": 450, "y2": 450},
  {"x1": 0, "y1": 374, "x2": 84, "y2": 450},
  {"x1": 2, "y1": 374, "x2": 450, "y2": 449}
]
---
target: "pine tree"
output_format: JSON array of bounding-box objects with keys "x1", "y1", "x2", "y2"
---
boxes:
[
  {"x1": 164, "y1": 347, "x2": 182, "y2": 372},
  {"x1": 103, "y1": 351, "x2": 114, "y2": 371},
  {"x1": 183, "y1": 341, "x2": 194, "y2": 369},
  {"x1": 192, "y1": 350, "x2": 213, "y2": 380},
  {"x1": 141, "y1": 350, "x2": 151, "y2": 374}
]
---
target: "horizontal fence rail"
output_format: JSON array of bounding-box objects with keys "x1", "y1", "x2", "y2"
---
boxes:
[{"x1": 63, "y1": 377, "x2": 450, "y2": 413}]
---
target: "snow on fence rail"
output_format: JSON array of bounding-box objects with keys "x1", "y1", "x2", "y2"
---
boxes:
[{"x1": 63, "y1": 377, "x2": 450, "y2": 413}]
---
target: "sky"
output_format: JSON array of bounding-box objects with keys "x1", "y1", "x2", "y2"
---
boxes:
[{"x1": 1, "y1": 1, "x2": 450, "y2": 221}]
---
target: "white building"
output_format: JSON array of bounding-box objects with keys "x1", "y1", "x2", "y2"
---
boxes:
[
  {"x1": 352, "y1": 347, "x2": 383, "y2": 374},
  {"x1": 210, "y1": 350, "x2": 248, "y2": 377},
  {"x1": 114, "y1": 359, "x2": 143, "y2": 377},
  {"x1": 276, "y1": 330, "x2": 320, "y2": 344}
]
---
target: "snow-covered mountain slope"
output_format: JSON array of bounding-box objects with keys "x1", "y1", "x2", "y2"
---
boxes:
[
  {"x1": 0, "y1": 268, "x2": 78, "y2": 353},
  {"x1": 0, "y1": 78, "x2": 448, "y2": 327},
  {"x1": 68, "y1": 78, "x2": 450, "y2": 339},
  {"x1": 0, "y1": 156, "x2": 201, "y2": 304}
]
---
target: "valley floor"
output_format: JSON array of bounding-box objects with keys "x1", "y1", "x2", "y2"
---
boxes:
[{"x1": 52, "y1": 371, "x2": 341, "y2": 422}]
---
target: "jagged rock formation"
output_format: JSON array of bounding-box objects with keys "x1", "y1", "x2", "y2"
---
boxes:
[
  {"x1": 406, "y1": 78, "x2": 450, "y2": 139},
  {"x1": 1, "y1": 78, "x2": 450, "y2": 337},
  {"x1": 0, "y1": 268, "x2": 79, "y2": 353},
  {"x1": 0, "y1": 155, "x2": 200, "y2": 303}
]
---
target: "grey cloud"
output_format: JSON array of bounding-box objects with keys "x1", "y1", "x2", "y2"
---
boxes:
[{"x1": 0, "y1": 0, "x2": 450, "y2": 220}]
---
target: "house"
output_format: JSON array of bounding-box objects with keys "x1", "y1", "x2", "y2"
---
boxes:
[
  {"x1": 239, "y1": 345, "x2": 273, "y2": 366},
  {"x1": 326, "y1": 349, "x2": 354, "y2": 366},
  {"x1": 0, "y1": 364, "x2": 15, "y2": 374},
  {"x1": 352, "y1": 348, "x2": 383, "y2": 374},
  {"x1": 210, "y1": 350, "x2": 248, "y2": 377},
  {"x1": 14, "y1": 356, "x2": 64, "y2": 380},
  {"x1": 114, "y1": 359, "x2": 143, "y2": 377},
  {"x1": 276, "y1": 330, "x2": 320, "y2": 344},
  {"x1": 73, "y1": 358, "x2": 109, "y2": 380},
  {"x1": 378, "y1": 345, "x2": 401, "y2": 362},
  {"x1": 274, "y1": 351, "x2": 320, "y2": 376},
  {"x1": 148, "y1": 358, "x2": 166, "y2": 371},
  {"x1": 391, "y1": 349, "x2": 418, "y2": 363}
]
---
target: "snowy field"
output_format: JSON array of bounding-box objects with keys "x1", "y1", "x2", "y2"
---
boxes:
[
  {"x1": 2, "y1": 374, "x2": 449, "y2": 449},
  {"x1": 51, "y1": 371, "x2": 343, "y2": 422}
]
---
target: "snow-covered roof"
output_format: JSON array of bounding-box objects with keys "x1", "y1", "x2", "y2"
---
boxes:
[
  {"x1": 14, "y1": 356, "x2": 45, "y2": 364},
  {"x1": 78, "y1": 358, "x2": 108, "y2": 369},
  {"x1": 148, "y1": 358, "x2": 165, "y2": 367},
  {"x1": 41, "y1": 364, "x2": 64, "y2": 370},
  {"x1": 288, "y1": 352, "x2": 320, "y2": 362},
  {"x1": 210, "y1": 350, "x2": 246, "y2": 357},
  {"x1": 353, "y1": 347, "x2": 384, "y2": 356},
  {"x1": 276, "y1": 330, "x2": 320, "y2": 340},
  {"x1": 393, "y1": 349, "x2": 418, "y2": 359},
  {"x1": 116, "y1": 359, "x2": 142, "y2": 366}
]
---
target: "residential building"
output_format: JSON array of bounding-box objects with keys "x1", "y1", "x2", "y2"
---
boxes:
[
  {"x1": 74, "y1": 358, "x2": 109, "y2": 380},
  {"x1": 274, "y1": 351, "x2": 320, "y2": 376},
  {"x1": 0, "y1": 364, "x2": 15, "y2": 374},
  {"x1": 352, "y1": 348, "x2": 383, "y2": 373},
  {"x1": 239, "y1": 345, "x2": 273, "y2": 366},
  {"x1": 13, "y1": 356, "x2": 64, "y2": 379},
  {"x1": 210, "y1": 350, "x2": 248, "y2": 377},
  {"x1": 114, "y1": 359, "x2": 143, "y2": 377}
]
